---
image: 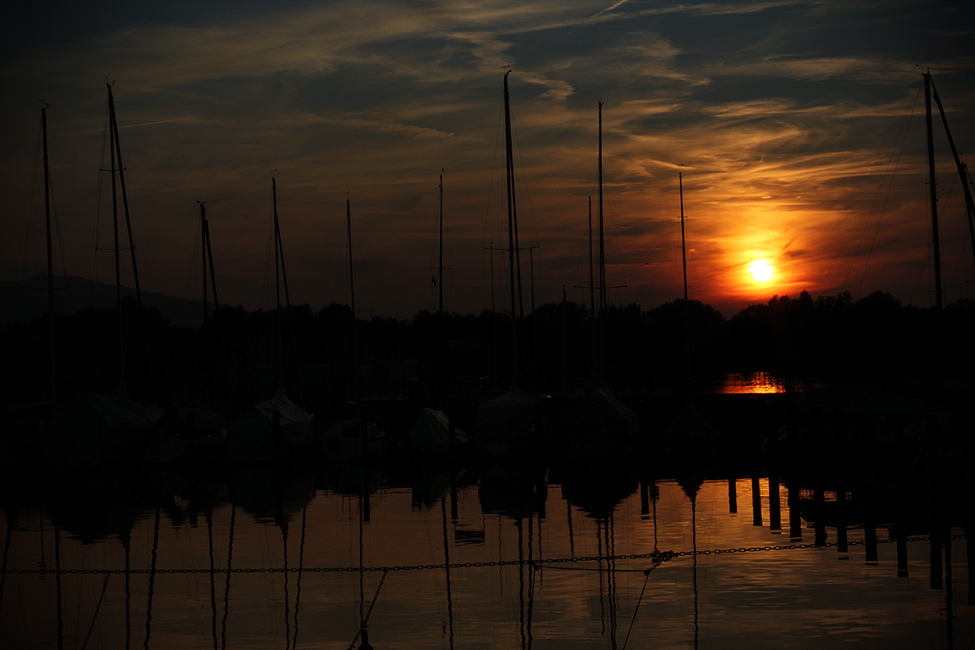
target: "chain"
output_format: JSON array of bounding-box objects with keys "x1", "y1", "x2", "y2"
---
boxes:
[
  {"x1": 0, "y1": 552, "x2": 676, "y2": 575},
  {"x1": 668, "y1": 534, "x2": 952, "y2": 557},
  {"x1": 3, "y1": 535, "x2": 960, "y2": 575}
]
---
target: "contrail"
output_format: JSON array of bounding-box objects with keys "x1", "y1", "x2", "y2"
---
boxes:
[{"x1": 593, "y1": 0, "x2": 633, "y2": 18}]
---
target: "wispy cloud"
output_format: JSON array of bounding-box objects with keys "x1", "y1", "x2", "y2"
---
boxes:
[{"x1": 2, "y1": 0, "x2": 973, "y2": 317}]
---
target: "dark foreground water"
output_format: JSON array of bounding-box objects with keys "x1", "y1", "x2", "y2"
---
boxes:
[{"x1": 1, "y1": 460, "x2": 970, "y2": 650}]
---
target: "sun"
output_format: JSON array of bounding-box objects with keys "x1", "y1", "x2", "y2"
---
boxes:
[{"x1": 748, "y1": 258, "x2": 774, "y2": 284}]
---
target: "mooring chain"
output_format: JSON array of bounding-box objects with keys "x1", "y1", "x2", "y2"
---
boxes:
[
  {"x1": 2, "y1": 535, "x2": 959, "y2": 575},
  {"x1": 669, "y1": 533, "x2": 959, "y2": 558}
]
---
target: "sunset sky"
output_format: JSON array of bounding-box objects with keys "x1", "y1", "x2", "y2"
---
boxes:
[{"x1": 4, "y1": 0, "x2": 974, "y2": 320}]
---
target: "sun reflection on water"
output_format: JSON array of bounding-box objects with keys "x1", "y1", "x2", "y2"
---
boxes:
[{"x1": 717, "y1": 371, "x2": 791, "y2": 394}]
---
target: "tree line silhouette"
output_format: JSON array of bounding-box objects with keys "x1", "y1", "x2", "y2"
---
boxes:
[{"x1": 4, "y1": 290, "x2": 974, "y2": 417}]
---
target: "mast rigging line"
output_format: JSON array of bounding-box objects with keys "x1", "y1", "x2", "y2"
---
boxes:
[
  {"x1": 107, "y1": 83, "x2": 142, "y2": 309},
  {"x1": 509, "y1": 105, "x2": 543, "y2": 254},
  {"x1": 930, "y1": 75, "x2": 975, "y2": 277},
  {"x1": 80, "y1": 573, "x2": 111, "y2": 650},
  {"x1": 846, "y1": 77, "x2": 923, "y2": 299},
  {"x1": 344, "y1": 569, "x2": 388, "y2": 650},
  {"x1": 87, "y1": 104, "x2": 112, "y2": 298},
  {"x1": 621, "y1": 557, "x2": 666, "y2": 650}
]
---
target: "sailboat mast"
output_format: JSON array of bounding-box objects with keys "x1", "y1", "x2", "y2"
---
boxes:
[
  {"x1": 271, "y1": 178, "x2": 284, "y2": 376},
  {"x1": 598, "y1": 102, "x2": 606, "y2": 313},
  {"x1": 503, "y1": 71, "x2": 520, "y2": 382},
  {"x1": 200, "y1": 202, "x2": 209, "y2": 321},
  {"x1": 42, "y1": 108, "x2": 53, "y2": 322},
  {"x1": 439, "y1": 171, "x2": 444, "y2": 317},
  {"x1": 42, "y1": 106, "x2": 56, "y2": 402},
  {"x1": 679, "y1": 169, "x2": 691, "y2": 389},
  {"x1": 108, "y1": 93, "x2": 125, "y2": 388},
  {"x1": 680, "y1": 169, "x2": 688, "y2": 301},
  {"x1": 273, "y1": 178, "x2": 280, "y2": 310},
  {"x1": 347, "y1": 197, "x2": 358, "y2": 366},
  {"x1": 503, "y1": 71, "x2": 525, "y2": 320},
  {"x1": 347, "y1": 198, "x2": 356, "y2": 318},
  {"x1": 107, "y1": 84, "x2": 142, "y2": 308},
  {"x1": 596, "y1": 102, "x2": 607, "y2": 383},
  {"x1": 437, "y1": 172, "x2": 446, "y2": 405},
  {"x1": 923, "y1": 71, "x2": 943, "y2": 310},
  {"x1": 588, "y1": 196, "x2": 595, "y2": 319}
]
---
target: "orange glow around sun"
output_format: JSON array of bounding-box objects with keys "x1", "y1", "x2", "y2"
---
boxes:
[{"x1": 748, "y1": 258, "x2": 774, "y2": 284}]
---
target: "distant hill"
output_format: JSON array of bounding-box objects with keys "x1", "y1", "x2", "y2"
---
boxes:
[{"x1": 1, "y1": 274, "x2": 208, "y2": 326}]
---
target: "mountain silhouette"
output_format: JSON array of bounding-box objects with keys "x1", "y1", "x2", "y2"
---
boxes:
[{"x1": 1, "y1": 274, "x2": 207, "y2": 326}]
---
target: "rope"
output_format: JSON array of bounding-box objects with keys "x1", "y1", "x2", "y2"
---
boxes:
[
  {"x1": 3, "y1": 535, "x2": 957, "y2": 576},
  {"x1": 345, "y1": 570, "x2": 388, "y2": 650},
  {"x1": 440, "y1": 499, "x2": 455, "y2": 649},
  {"x1": 621, "y1": 559, "x2": 664, "y2": 650},
  {"x1": 291, "y1": 506, "x2": 307, "y2": 650},
  {"x1": 144, "y1": 507, "x2": 161, "y2": 650},
  {"x1": 220, "y1": 506, "x2": 235, "y2": 650},
  {"x1": 80, "y1": 573, "x2": 111, "y2": 650},
  {"x1": 851, "y1": 79, "x2": 922, "y2": 299}
]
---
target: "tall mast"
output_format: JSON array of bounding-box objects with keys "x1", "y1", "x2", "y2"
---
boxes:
[
  {"x1": 271, "y1": 178, "x2": 286, "y2": 378},
  {"x1": 438, "y1": 171, "x2": 444, "y2": 317},
  {"x1": 271, "y1": 180, "x2": 280, "y2": 315},
  {"x1": 588, "y1": 196, "x2": 595, "y2": 319},
  {"x1": 679, "y1": 168, "x2": 691, "y2": 389},
  {"x1": 42, "y1": 106, "x2": 56, "y2": 403},
  {"x1": 107, "y1": 84, "x2": 142, "y2": 308},
  {"x1": 347, "y1": 198, "x2": 356, "y2": 318},
  {"x1": 680, "y1": 168, "x2": 688, "y2": 301},
  {"x1": 923, "y1": 71, "x2": 943, "y2": 310},
  {"x1": 347, "y1": 197, "x2": 358, "y2": 366},
  {"x1": 598, "y1": 101, "x2": 606, "y2": 313},
  {"x1": 503, "y1": 71, "x2": 520, "y2": 383},
  {"x1": 596, "y1": 102, "x2": 607, "y2": 384},
  {"x1": 109, "y1": 90, "x2": 125, "y2": 388},
  {"x1": 438, "y1": 172, "x2": 446, "y2": 405},
  {"x1": 503, "y1": 71, "x2": 524, "y2": 321},
  {"x1": 201, "y1": 202, "x2": 208, "y2": 321}
]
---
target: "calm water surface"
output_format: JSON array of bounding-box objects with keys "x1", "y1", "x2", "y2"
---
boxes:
[{"x1": 0, "y1": 466, "x2": 969, "y2": 649}]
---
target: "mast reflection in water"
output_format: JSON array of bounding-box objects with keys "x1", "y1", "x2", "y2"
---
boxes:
[{"x1": 0, "y1": 467, "x2": 970, "y2": 649}]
